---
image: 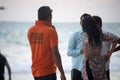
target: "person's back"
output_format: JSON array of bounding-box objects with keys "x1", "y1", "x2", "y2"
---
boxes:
[
  {"x1": 28, "y1": 21, "x2": 57, "y2": 76},
  {"x1": 93, "y1": 15, "x2": 119, "y2": 80},
  {"x1": 82, "y1": 32, "x2": 107, "y2": 80},
  {"x1": 27, "y1": 6, "x2": 66, "y2": 80},
  {"x1": 81, "y1": 17, "x2": 108, "y2": 80}
]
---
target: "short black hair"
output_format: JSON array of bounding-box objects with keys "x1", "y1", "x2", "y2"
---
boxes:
[
  {"x1": 80, "y1": 13, "x2": 91, "y2": 21},
  {"x1": 38, "y1": 6, "x2": 52, "y2": 20},
  {"x1": 92, "y1": 16, "x2": 102, "y2": 28}
]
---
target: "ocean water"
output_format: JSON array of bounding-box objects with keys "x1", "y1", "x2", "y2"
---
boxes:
[{"x1": 0, "y1": 21, "x2": 120, "y2": 73}]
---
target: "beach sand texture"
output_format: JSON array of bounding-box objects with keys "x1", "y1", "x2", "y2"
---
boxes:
[{"x1": 5, "y1": 71, "x2": 120, "y2": 80}]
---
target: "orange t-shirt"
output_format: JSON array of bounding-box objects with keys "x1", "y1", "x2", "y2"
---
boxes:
[{"x1": 27, "y1": 20, "x2": 58, "y2": 77}]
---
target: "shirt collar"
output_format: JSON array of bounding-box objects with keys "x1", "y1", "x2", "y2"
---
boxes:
[{"x1": 35, "y1": 20, "x2": 52, "y2": 27}]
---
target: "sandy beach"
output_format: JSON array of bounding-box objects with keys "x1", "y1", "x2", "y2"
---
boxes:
[
  {"x1": 5, "y1": 71, "x2": 120, "y2": 80},
  {"x1": 5, "y1": 72, "x2": 70, "y2": 80}
]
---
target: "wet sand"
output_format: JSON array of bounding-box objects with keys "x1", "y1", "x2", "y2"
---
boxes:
[{"x1": 5, "y1": 71, "x2": 120, "y2": 80}]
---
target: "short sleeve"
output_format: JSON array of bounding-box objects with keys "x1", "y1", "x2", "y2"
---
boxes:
[
  {"x1": 108, "y1": 32, "x2": 119, "y2": 41},
  {"x1": 50, "y1": 29, "x2": 58, "y2": 47},
  {"x1": 103, "y1": 31, "x2": 119, "y2": 42}
]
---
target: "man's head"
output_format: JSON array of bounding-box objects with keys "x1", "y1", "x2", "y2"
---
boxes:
[
  {"x1": 80, "y1": 13, "x2": 91, "y2": 25},
  {"x1": 38, "y1": 6, "x2": 52, "y2": 22},
  {"x1": 92, "y1": 16, "x2": 102, "y2": 31}
]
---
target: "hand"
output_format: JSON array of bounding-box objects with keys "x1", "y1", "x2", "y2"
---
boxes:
[
  {"x1": 80, "y1": 49, "x2": 84, "y2": 54},
  {"x1": 104, "y1": 53, "x2": 111, "y2": 62},
  {"x1": 118, "y1": 38, "x2": 120, "y2": 44},
  {"x1": 60, "y1": 73, "x2": 66, "y2": 80}
]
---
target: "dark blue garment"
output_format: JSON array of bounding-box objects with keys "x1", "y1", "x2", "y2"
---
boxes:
[
  {"x1": 0, "y1": 54, "x2": 6, "y2": 80},
  {"x1": 71, "y1": 69, "x2": 83, "y2": 80},
  {"x1": 34, "y1": 73, "x2": 56, "y2": 80}
]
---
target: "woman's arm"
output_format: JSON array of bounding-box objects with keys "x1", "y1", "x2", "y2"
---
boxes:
[
  {"x1": 104, "y1": 39, "x2": 118, "y2": 62},
  {"x1": 114, "y1": 38, "x2": 120, "y2": 52}
]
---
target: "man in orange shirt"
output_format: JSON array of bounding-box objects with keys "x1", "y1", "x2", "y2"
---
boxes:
[{"x1": 27, "y1": 6, "x2": 66, "y2": 80}]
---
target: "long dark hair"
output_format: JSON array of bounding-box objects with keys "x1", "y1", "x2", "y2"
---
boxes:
[
  {"x1": 92, "y1": 16, "x2": 102, "y2": 28},
  {"x1": 82, "y1": 17, "x2": 102, "y2": 47}
]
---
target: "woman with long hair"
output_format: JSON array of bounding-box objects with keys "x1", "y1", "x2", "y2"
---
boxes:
[{"x1": 81, "y1": 17, "x2": 108, "y2": 80}]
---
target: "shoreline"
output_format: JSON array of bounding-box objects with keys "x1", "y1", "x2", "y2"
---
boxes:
[{"x1": 5, "y1": 70, "x2": 120, "y2": 80}]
